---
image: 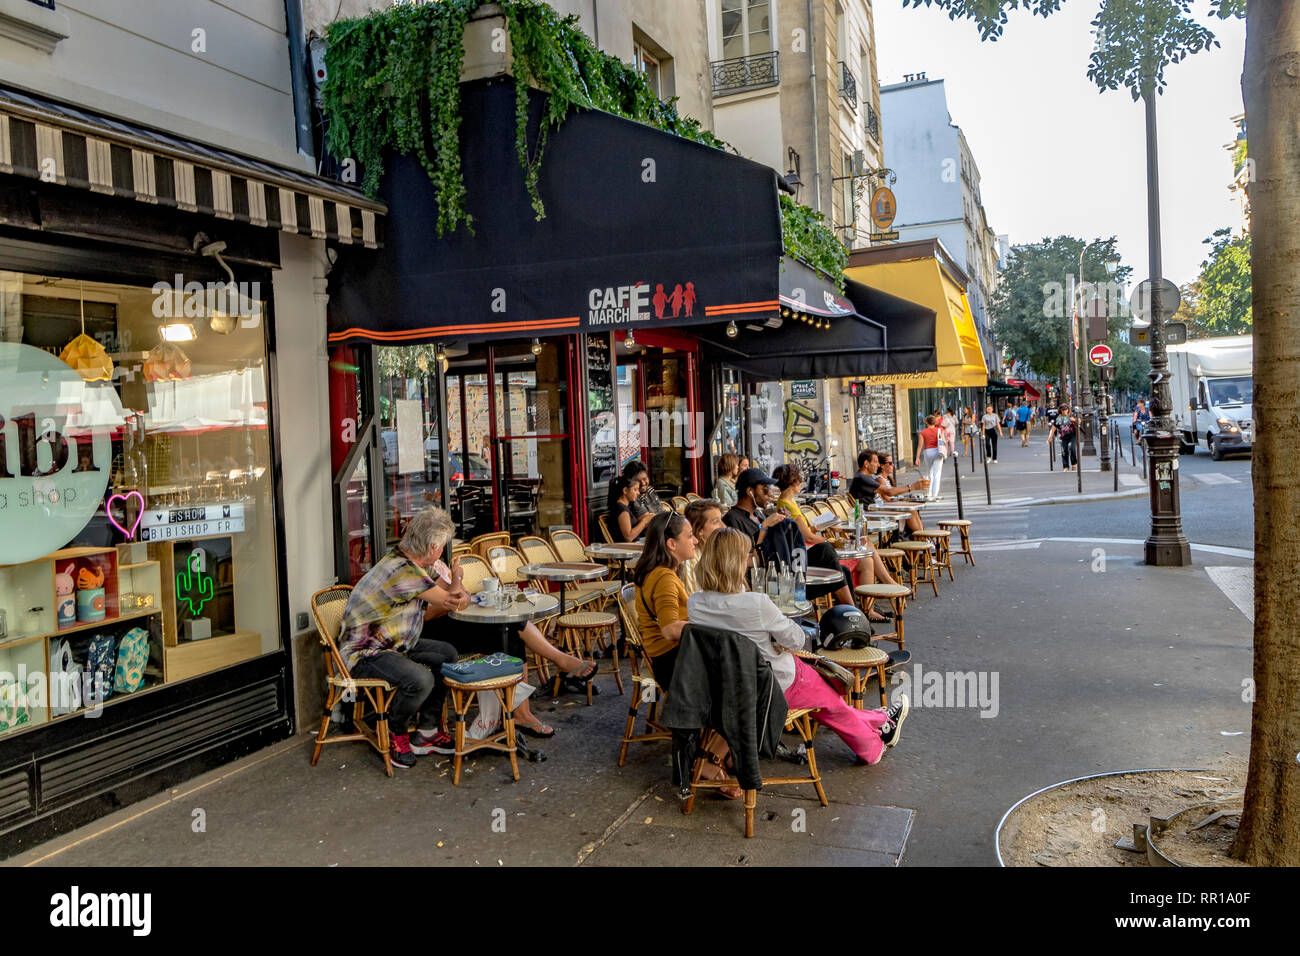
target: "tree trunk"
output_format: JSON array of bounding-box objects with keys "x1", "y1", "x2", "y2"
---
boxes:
[{"x1": 1234, "y1": 0, "x2": 1300, "y2": 865}]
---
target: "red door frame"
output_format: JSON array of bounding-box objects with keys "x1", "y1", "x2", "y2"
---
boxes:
[{"x1": 627, "y1": 328, "x2": 703, "y2": 494}]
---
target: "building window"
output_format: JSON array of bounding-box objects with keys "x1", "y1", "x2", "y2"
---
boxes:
[
  {"x1": 721, "y1": 0, "x2": 771, "y2": 59},
  {"x1": 634, "y1": 42, "x2": 661, "y2": 97}
]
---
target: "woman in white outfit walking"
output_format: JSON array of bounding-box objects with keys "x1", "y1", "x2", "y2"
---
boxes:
[{"x1": 914, "y1": 413, "x2": 946, "y2": 501}]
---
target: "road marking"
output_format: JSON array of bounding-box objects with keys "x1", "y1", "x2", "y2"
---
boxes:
[
  {"x1": 1205, "y1": 566, "x2": 1254, "y2": 622},
  {"x1": 1194, "y1": 472, "x2": 1239, "y2": 485},
  {"x1": 1045, "y1": 536, "x2": 1254, "y2": 559},
  {"x1": 972, "y1": 541, "x2": 1042, "y2": 551},
  {"x1": 1118, "y1": 474, "x2": 1143, "y2": 487}
]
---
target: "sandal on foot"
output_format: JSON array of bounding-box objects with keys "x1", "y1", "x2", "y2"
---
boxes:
[
  {"x1": 516, "y1": 720, "x2": 555, "y2": 739},
  {"x1": 566, "y1": 661, "x2": 597, "y2": 682}
]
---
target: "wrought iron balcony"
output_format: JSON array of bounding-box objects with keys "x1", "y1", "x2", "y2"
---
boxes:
[
  {"x1": 711, "y1": 51, "x2": 780, "y2": 95},
  {"x1": 865, "y1": 103, "x2": 880, "y2": 143},
  {"x1": 839, "y1": 62, "x2": 858, "y2": 109}
]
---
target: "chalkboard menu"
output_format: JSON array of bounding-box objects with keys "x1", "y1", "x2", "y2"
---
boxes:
[{"x1": 586, "y1": 334, "x2": 618, "y2": 483}]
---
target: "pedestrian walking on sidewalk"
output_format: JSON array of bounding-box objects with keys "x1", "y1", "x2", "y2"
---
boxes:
[
  {"x1": 961, "y1": 406, "x2": 977, "y2": 454},
  {"x1": 1016, "y1": 401, "x2": 1032, "y2": 447},
  {"x1": 942, "y1": 407, "x2": 958, "y2": 460},
  {"x1": 981, "y1": 404, "x2": 1002, "y2": 462},
  {"x1": 915, "y1": 413, "x2": 947, "y2": 500},
  {"x1": 1047, "y1": 406, "x2": 1077, "y2": 471}
]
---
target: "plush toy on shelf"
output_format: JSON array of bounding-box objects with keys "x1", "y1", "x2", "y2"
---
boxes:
[
  {"x1": 56, "y1": 564, "x2": 77, "y2": 629},
  {"x1": 75, "y1": 565, "x2": 106, "y2": 624}
]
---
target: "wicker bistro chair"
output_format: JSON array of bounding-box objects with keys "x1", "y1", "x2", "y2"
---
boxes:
[
  {"x1": 818, "y1": 641, "x2": 892, "y2": 709},
  {"x1": 486, "y1": 545, "x2": 525, "y2": 584},
  {"x1": 553, "y1": 609, "x2": 622, "y2": 701},
  {"x1": 615, "y1": 585, "x2": 671, "y2": 765},
  {"x1": 309, "y1": 585, "x2": 399, "y2": 777},
  {"x1": 853, "y1": 583, "x2": 910, "y2": 651},
  {"x1": 548, "y1": 529, "x2": 587, "y2": 563},
  {"x1": 683, "y1": 650, "x2": 828, "y2": 838},
  {"x1": 442, "y1": 668, "x2": 525, "y2": 786},
  {"x1": 469, "y1": 531, "x2": 511, "y2": 559},
  {"x1": 454, "y1": 554, "x2": 492, "y2": 594},
  {"x1": 910, "y1": 529, "x2": 953, "y2": 583},
  {"x1": 937, "y1": 519, "x2": 975, "y2": 566},
  {"x1": 671, "y1": 496, "x2": 689, "y2": 513},
  {"x1": 516, "y1": 535, "x2": 613, "y2": 611},
  {"x1": 893, "y1": 540, "x2": 939, "y2": 598},
  {"x1": 596, "y1": 513, "x2": 615, "y2": 544}
]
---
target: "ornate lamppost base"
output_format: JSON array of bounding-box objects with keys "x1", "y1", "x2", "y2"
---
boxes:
[{"x1": 1143, "y1": 432, "x2": 1192, "y2": 567}]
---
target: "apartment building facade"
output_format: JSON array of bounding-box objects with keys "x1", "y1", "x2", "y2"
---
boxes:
[{"x1": 879, "y1": 74, "x2": 1002, "y2": 375}]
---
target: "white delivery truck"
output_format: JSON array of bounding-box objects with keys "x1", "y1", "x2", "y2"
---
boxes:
[{"x1": 1166, "y1": 335, "x2": 1253, "y2": 459}]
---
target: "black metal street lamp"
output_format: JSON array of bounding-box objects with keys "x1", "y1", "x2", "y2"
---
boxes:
[{"x1": 1140, "y1": 88, "x2": 1191, "y2": 566}]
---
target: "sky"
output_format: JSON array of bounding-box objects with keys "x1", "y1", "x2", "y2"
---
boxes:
[{"x1": 872, "y1": 1, "x2": 1247, "y2": 289}]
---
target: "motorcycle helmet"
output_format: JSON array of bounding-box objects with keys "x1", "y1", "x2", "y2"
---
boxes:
[{"x1": 819, "y1": 604, "x2": 874, "y2": 651}]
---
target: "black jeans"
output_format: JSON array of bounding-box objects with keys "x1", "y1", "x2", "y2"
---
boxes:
[
  {"x1": 350, "y1": 637, "x2": 459, "y2": 735},
  {"x1": 984, "y1": 427, "x2": 998, "y2": 460},
  {"x1": 1061, "y1": 436, "x2": 1077, "y2": 469},
  {"x1": 805, "y1": 541, "x2": 848, "y2": 601}
]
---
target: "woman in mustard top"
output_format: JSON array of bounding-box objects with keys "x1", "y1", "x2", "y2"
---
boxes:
[{"x1": 632, "y1": 512, "x2": 697, "y2": 691}]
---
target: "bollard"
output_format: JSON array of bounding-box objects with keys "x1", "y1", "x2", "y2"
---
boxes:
[
  {"x1": 1113, "y1": 428, "x2": 1119, "y2": 493},
  {"x1": 1049, "y1": 436, "x2": 1055, "y2": 471},
  {"x1": 970, "y1": 430, "x2": 976, "y2": 473},
  {"x1": 953, "y1": 447, "x2": 964, "y2": 520},
  {"x1": 1077, "y1": 436, "x2": 1083, "y2": 494}
]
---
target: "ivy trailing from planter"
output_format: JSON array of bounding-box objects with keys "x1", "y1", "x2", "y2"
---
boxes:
[
  {"x1": 321, "y1": 0, "x2": 846, "y2": 283},
  {"x1": 780, "y1": 194, "x2": 848, "y2": 290}
]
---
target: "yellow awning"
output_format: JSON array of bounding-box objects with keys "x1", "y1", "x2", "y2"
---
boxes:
[{"x1": 846, "y1": 256, "x2": 988, "y2": 388}]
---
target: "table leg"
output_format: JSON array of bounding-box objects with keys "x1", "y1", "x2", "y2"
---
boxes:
[{"x1": 558, "y1": 581, "x2": 567, "y2": 616}]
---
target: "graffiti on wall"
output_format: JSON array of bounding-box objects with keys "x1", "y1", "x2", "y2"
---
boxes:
[{"x1": 783, "y1": 398, "x2": 822, "y2": 455}]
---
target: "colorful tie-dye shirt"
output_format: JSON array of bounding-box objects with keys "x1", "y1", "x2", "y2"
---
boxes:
[{"x1": 337, "y1": 549, "x2": 447, "y2": 670}]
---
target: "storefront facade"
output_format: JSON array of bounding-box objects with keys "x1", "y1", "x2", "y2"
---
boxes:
[{"x1": 0, "y1": 84, "x2": 382, "y2": 855}]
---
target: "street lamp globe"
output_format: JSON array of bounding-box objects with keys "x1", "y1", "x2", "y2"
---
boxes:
[{"x1": 1104, "y1": 253, "x2": 1121, "y2": 277}]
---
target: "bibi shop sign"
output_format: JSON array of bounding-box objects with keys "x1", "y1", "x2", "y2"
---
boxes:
[
  {"x1": 140, "y1": 503, "x2": 245, "y2": 541},
  {"x1": 0, "y1": 343, "x2": 122, "y2": 565}
]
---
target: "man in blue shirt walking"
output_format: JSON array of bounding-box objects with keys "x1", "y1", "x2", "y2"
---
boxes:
[{"x1": 1016, "y1": 401, "x2": 1033, "y2": 447}]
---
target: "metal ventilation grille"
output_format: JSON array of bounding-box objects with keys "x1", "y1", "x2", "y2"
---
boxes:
[
  {"x1": 0, "y1": 766, "x2": 33, "y2": 825},
  {"x1": 38, "y1": 682, "x2": 283, "y2": 810}
]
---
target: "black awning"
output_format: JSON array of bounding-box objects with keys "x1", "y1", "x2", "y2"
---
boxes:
[
  {"x1": 327, "y1": 81, "x2": 783, "y2": 345},
  {"x1": 699, "y1": 273, "x2": 936, "y2": 380},
  {"x1": 843, "y1": 280, "x2": 937, "y2": 375}
]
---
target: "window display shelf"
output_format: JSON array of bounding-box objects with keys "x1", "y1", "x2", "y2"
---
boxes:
[
  {"x1": 164, "y1": 629, "x2": 261, "y2": 682},
  {"x1": 45, "y1": 607, "x2": 161, "y2": 640}
]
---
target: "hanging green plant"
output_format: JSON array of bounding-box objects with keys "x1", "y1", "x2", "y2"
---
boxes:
[
  {"x1": 780, "y1": 194, "x2": 848, "y2": 290},
  {"x1": 321, "y1": 0, "x2": 844, "y2": 286}
]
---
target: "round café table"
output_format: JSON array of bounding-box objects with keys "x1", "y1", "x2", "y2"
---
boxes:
[
  {"x1": 585, "y1": 543, "x2": 642, "y2": 583},
  {"x1": 449, "y1": 592, "x2": 559, "y2": 652},
  {"x1": 775, "y1": 599, "x2": 814, "y2": 618},
  {"x1": 519, "y1": 562, "x2": 609, "y2": 615}
]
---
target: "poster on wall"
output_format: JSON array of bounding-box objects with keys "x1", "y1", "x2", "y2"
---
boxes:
[
  {"x1": 749, "y1": 382, "x2": 785, "y2": 477},
  {"x1": 586, "y1": 335, "x2": 618, "y2": 483},
  {"x1": 395, "y1": 398, "x2": 424, "y2": 475}
]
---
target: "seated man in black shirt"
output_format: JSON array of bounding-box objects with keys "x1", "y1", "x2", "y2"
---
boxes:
[
  {"x1": 849, "y1": 450, "x2": 884, "y2": 506},
  {"x1": 724, "y1": 467, "x2": 855, "y2": 606}
]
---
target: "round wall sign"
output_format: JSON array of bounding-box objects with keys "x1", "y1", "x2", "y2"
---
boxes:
[
  {"x1": 0, "y1": 342, "x2": 123, "y2": 564},
  {"x1": 870, "y1": 187, "x2": 897, "y2": 231}
]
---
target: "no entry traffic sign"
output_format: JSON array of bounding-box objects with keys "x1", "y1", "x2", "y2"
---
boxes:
[{"x1": 1089, "y1": 344, "x2": 1113, "y2": 367}]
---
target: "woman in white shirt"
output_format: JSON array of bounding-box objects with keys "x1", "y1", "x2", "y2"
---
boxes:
[{"x1": 684, "y1": 529, "x2": 909, "y2": 765}]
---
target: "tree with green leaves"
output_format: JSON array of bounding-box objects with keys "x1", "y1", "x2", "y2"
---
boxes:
[
  {"x1": 905, "y1": 0, "x2": 1297, "y2": 866},
  {"x1": 990, "y1": 234, "x2": 1133, "y2": 387},
  {"x1": 1175, "y1": 228, "x2": 1252, "y2": 337}
]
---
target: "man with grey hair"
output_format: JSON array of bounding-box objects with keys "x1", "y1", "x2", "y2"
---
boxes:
[{"x1": 338, "y1": 506, "x2": 465, "y2": 769}]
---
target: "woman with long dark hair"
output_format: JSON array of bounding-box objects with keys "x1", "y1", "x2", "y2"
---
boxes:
[
  {"x1": 632, "y1": 511, "x2": 697, "y2": 692},
  {"x1": 607, "y1": 476, "x2": 652, "y2": 542}
]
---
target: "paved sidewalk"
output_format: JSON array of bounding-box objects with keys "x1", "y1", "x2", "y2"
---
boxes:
[
  {"x1": 898, "y1": 426, "x2": 1149, "y2": 511},
  {"x1": 8, "y1": 531, "x2": 1253, "y2": 868}
]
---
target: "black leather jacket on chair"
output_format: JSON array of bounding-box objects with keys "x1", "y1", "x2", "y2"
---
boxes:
[{"x1": 660, "y1": 624, "x2": 789, "y2": 793}]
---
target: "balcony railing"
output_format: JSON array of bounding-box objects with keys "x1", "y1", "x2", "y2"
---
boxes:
[
  {"x1": 711, "y1": 51, "x2": 780, "y2": 95},
  {"x1": 839, "y1": 62, "x2": 858, "y2": 109},
  {"x1": 865, "y1": 103, "x2": 880, "y2": 143}
]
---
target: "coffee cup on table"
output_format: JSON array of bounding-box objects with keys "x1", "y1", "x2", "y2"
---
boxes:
[{"x1": 481, "y1": 577, "x2": 500, "y2": 606}]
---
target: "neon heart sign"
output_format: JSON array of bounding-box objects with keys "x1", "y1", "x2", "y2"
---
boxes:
[{"x1": 107, "y1": 491, "x2": 145, "y2": 540}]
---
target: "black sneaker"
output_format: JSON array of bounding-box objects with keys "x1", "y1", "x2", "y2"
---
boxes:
[
  {"x1": 388, "y1": 733, "x2": 417, "y2": 769},
  {"x1": 409, "y1": 729, "x2": 456, "y2": 755},
  {"x1": 880, "y1": 694, "x2": 909, "y2": 748}
]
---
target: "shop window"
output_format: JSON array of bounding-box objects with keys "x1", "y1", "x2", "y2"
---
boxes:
[{"x1": 0, "y1": 273, "x2": 280, "y2": 738}]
